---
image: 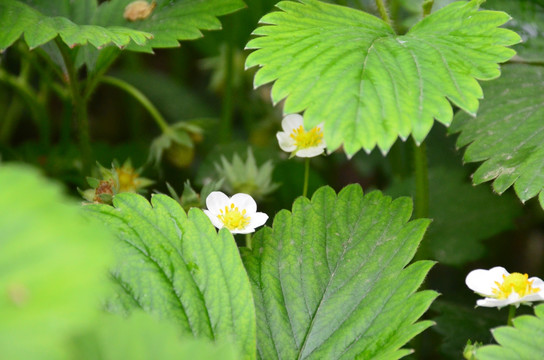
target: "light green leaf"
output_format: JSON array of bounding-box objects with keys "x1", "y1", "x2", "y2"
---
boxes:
[
  {"x1": 84, "y1": 193, "x2": 256, "y2": 360},
  {"x1": 245, "y1": 0, "x2": 520, "y2": 156},
  {"x1": 242, "y1": 185, "x2": 437, "y2": 359},
  {"x1": 72, "y1": 312, "x2": 239, "y2": 360},
  {"x1": 450, "y1": 64, "x2": 544, "y2": 209},
  {"x1": 93, "y1": 0, "x2": 246, "y2": 52},
  {"x1": 484, "y1": 0, "x2": 544, "y2": 62},
  {"x1": 0, "y1": 164, "x2": 112, "y2": 359},
  {"x1": 387, "y1": 166, "x2": 521, "y2": 266},
  {"x1": 475, "y1": 304, "x2": 544, "y2": 360},
  {"x1": 0, "y1": 0, "x2": 153, "y2": 51}
]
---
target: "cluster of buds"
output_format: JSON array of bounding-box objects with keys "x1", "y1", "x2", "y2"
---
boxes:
[{"x1": 79, "y1": 160, "x2": 153, "y2": 204}]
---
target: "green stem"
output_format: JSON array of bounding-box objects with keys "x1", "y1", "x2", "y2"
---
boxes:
[
  {"x1": 220, "y1": 43, "x2": 234, "y2": 142},
  {"x1": 375, "y1": 0, "x2": 392, "y2": 25},
  {"x1": 0, "y1": 68, "x2": 49, "y2": 144},
  {"x1": 56, "y1": 38, "x2": 92, "y2": 174},
  {"x1": 246, "y1": 233, "x2": 252, "y2": 250},
  {"x1": 303, "y1": 158, "x2": 310, "y2": 198},
  {"x1": 422, "y1": 0, "x2": 434, "y2": 17},
  {"x1": 507, "y1": 305, "x2": 516, "y2": 326},
  {"x1": 99, "y1": 75, "x2": 170, "y2": 133},
  {"x1": 413, "y1": 141, "x2": 429, "y2": 219}
]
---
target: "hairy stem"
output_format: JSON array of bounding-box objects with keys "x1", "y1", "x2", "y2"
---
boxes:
[
  {"x1": 56, "y1": 38, "x2": 92, "y2": 174},
  {"x1": 413, "y1": 141, "x2": 429, "y2": 219},
  {"x1": 507, "y1": 305, "x2": 516, "y2": 326},
  {"x1": 99, "y1": 75, "x2": 170, "y2": 133},
  {"x1": 375, "y1": 0, "x2": 392, "y2": 25},
  {"x1": 303, "y1": 158, "x2": 310, "y2": 198},
  {"x1": 246, "y1": 233, "x2": 252, "y2": 250}
]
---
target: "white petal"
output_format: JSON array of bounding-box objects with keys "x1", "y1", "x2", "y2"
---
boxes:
[
  {"x1": 476, "y1": 297, "x2": 512, "y2": 308},
  {"x1": 204, "y1": 209, "x2": 224, "y2": 230},
  {"x1": 206, "y1": 191, "x2": 230, "y2": 214},
  {"x1": 276, "y1": 132, "x2": 296, "y2": 152},
  {"x1": 281, "y1": 114, "x2": 304, "y2": 132},
  {"x1": 295, "y1": 146, "x2": 325, "y2": 158},
  {"x1": 231, "y1": 226, "x2": 256, "y2": 234},
  {"x1": 465, "y1": 267, "x2": 509, "y2": 297},
  {"x1": 230, "y1": 193, "x2": 257, "y2": 214},
  {"x1": 248, "y1": 212, "x2": 268, "y2": 229},
  {"x1": 530, "y1": 276, "x2": 544, "y2": 291}
]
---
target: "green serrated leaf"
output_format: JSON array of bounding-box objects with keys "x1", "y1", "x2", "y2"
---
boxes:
[
  {"x1": 245, "y1": 0, "x2": 520, "y2": 156},
  {"x1": 475, "y1": 304, "x2": 544, "y2": 360},
  {"x1": 242, "y1": 185, "x2": 437, "y2": 359},
  {"x1": 84, "y1": 193, "x2": 256, "y2": 360},
  {"x1": 484, "y1": 0, "x2": 544, "y2": 62},
  {"x1": 0, "y1": 164, "x2": 112, "y2": 359},
  {"x1": 93, "y1": 0, "x2": 246, "y2": 52},
  {"x1": 0, "y1": 0, "x2": 153, "y2": 51},
  {"x1": 387, "y1": 166, "x2": 521, "y2": 266},
  {"x1": 450, "y1": 64, "x2": 544, "y2": 208}
]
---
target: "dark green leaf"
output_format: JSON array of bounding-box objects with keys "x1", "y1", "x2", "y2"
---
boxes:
[
  {"x1": 243, "y1": 185, "x2": 437, "y2": 359},
  {"x1": 450, "y1": 64, "x2": 544, "y2": 209},
  {"x1": 85, "y1": 193, "x2": 256, "y2": 359}
]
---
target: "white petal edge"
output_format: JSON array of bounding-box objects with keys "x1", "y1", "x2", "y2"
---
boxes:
[
  {"x1": 296, "y1": 146, "x2": 326, "y2": 158},
  {"x1": 206, "y1": 191, "x2": 230, "y2": 214},
  {"x1": 466, "y1": 267, "x2": 509, "y2": 297},
  {"x1": 276, "y1": 132, "x2": 296, "y2": 152},
  {"x1": 204, "y1": 209, "x2": 225, "y2": 230},
  {"x1": 248, "y1": 212, "x2": 268, "y2": 229},
  {"x1": 230, "y1": 193, "x2": 257, "y2": 214},
  {"x1": 282, "y1": 114, "x2": 303, "y2": 132}
]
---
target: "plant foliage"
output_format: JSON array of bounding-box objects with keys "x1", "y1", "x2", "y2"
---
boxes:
[
  {"x1": 475, "y1": 304, "x2": 544, "y2": 360},
  {"x1": 245, "y1": 0, "x2": 520, "y2": 156},
  {"x1": 0, "y1": 0, "x2": 152, "y2": 51},
  {"x1": 387, "y1": 166, "x2": 521, "y2": 266},
  {"x1": 450, "y1": 64, "x2": 544, "y2": 209},
  {"x1": 242, "y1": 185, "x2": 437, "y2": 359},
  {"x1": 0, "y1": 0, "x2": 245, "y2": 52},
  {"x1": 85, "y1": 193, "x2": 256, "y2": 360},
  {"x1": 0, "y1": 165, "x2": 112, "y2": 359}
]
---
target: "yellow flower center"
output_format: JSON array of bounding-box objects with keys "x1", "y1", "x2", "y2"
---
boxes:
[
  {"x1": 117, "y1": 168, "x2": 139, "y2": 193},
  {"x1": 491, "y1": 272, "x2": 539, "y2": 299},
  {"x1": 290, "y1": 125, "x2": 323, "y2": 149},
  {"x1": 218, "y1": 203, "x2": 251, "y2": 231}
]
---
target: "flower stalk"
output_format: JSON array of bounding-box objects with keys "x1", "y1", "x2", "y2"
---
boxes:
[
  {"x1": 303, "y1": 158, "x2": 310, "y2": 198},
  {"x1": 56, "y1": 38, "x2": 92, "y2": 174},
  {"x1": 507, "y1": 305, "x2": 516, "y2": 326}
]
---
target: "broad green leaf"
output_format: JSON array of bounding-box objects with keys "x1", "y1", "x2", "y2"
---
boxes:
[
  {"x1": 245, "y1": 0, "x2": 520, "y2": 156},
  {"x1": 93, "y1": 0, "x2": 246, "y2": 52},
  {"x1": 475, "y1": 304, "x2": 544, "y2": 360},
  {"x1": 72, "y1": 312, "x2": 239, "y2": 360},
  {"x1": 387, "y1": 166, "x2": 521, "y2": 266},
  {"x1": 484, "y1": 0, "x2": 544, "y2": 62},
  {"x1": 450, "y1": 64, "x2": 544, "y2": 209},
  {"x1": 0, "y1": 0, "x2": 153, "y2": 51},
  {"x1": 85, "y1": 193, "x2": 256, "y2": 360},
  {"x1": 242, "y1": 185, "x2": 437, "y2": 359},
  {"x1": 0, "y1": 164, "x2": 112, "y2": 359}
]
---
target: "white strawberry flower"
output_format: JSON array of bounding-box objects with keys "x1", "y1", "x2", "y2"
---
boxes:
[
  {"x1": 465, "y1": 266, "x2": 544, "y2": 308},
  {"x1": 276, "y1": 114, "x2": 326, "y2": 158},
  {"x1": 203, "y1": 191, "x2": 268, "y2": 234}
]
